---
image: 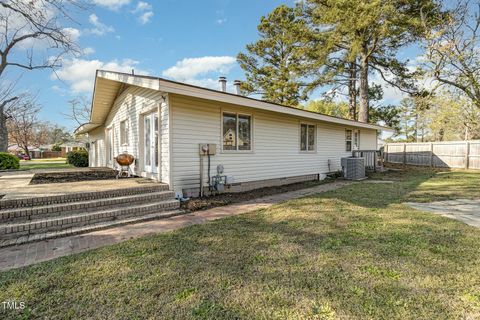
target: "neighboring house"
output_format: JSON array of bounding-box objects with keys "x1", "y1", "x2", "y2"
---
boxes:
[
  {"x1": 7, "y1": 144, "x2": 48, "y2": 158},
  {"x1": 59, "y1": 142, "x2": 86, "y2": 157},
  {"x1": 76, "y1": 70, "x2": 391, "y2": 197}
]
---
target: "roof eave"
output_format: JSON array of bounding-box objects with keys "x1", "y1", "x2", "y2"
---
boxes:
[
  {"x1": 74, "y1": 123, "x2": 101, "y2": 135},
  {"x1": 93, "y1": 70, "x2": 394, "y2": 132}
]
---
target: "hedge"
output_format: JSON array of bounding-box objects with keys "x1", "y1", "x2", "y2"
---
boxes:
[
  {"x1": 0, "y1": 152, "x2": 20, "y2": 170},
  {"x1": 67, "y1": 150, "x2": 89, "y2": 167}
]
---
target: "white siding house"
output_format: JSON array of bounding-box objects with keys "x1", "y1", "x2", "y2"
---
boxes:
[{"x1": 77, "y1": 70, "x2": 389, "y2": 197}]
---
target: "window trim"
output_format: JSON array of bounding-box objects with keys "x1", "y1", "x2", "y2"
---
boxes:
[
  {"x1": 220, "y1": 110, "x2": 254, "y2": 153},
  {"x1": 299, "y1": 122, "x2": 316, "y2": 153},
  {"x1": 346, "y1": 129, "x2": 352, "y2": 152}
]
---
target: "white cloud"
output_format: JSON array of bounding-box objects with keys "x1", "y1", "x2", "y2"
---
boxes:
[
  {"x1": 132, "y1": 1, "x2": 153, "y2": 25},
  {"x1": 139, "y1": 11, "x2": 154, "y2": 24},
  {"x1": 87, "y1": 14, "x2": 115, "y2": 36},
  {"x1": 91, "y1": 0, "x2": 131, "y2": 10},
  {"x1": 82, "y1": 47, "x2": 95, "y2": 55},
  {"x1": 133, "y1": 1, "x2": 152, "y2": 12},
  {"x1": 62, "y1": 27, "x2": 81, "y2": 42},
  {"x1": 162, "y1": 56, "x2": 236, "y2": 81},
  {"x1": 53, "y1": 58, "x2": 148, "y2": 92},
  {"x1": 215, "y1": 18, "x2": 227, "y2": 25}
]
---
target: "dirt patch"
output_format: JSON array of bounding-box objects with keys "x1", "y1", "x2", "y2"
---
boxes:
[
  {"x1": 181, "y1": 178, "x2": 337, "y2": 212},
  {"x1": 30, "y1": 169, "x2": 120, "y2": 184}
]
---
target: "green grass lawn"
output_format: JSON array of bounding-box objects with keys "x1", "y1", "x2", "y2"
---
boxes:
[
  {"x1": 18, "y1": 162, "x2": 73, "y2": 170},
  {"x1": 1, "y1": 169, "x2": 480, "y2": 319},
  {"x1": 21, "y1": 158, "x2": 67, "y2": 162}
]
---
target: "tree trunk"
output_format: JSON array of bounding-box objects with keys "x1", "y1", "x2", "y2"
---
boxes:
[
  {"x1": 23, "y1": 145, "x2": 30, "y2": 159},
  {"x1": 348, "y1": 61, "x2": 357, "y2": 120},
  {"x1": 358, "y1": 46, "x2": 369, "y2": 123},
  {"x1": 414, "y1": 113, "x2": 419, "y2": 142},
  {"x1": 0, "y1": 105, "x2": 7, "y2": 152}
]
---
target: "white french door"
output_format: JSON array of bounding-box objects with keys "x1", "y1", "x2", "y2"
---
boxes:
[{"x1": 143, "y1": 112, "x2": 159, "y2": 174}]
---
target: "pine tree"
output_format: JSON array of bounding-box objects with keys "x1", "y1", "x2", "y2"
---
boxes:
[
  {"x1": 299, "y1": 0, "x2": 444, "y2": 123},
  {"x1": 237, "y1": 5, "x2": 313, "y2": 106}
]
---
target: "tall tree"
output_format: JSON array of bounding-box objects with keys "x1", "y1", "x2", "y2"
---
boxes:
[
  {"x1": 303, "y1": 99, "x2": 350, "y2": 118},
  {"x1": 370, "y1": 104, "x2": 402, "y2": 132},
  {"x1": 299, "y1": 0, "x2": 444, "y2": 123},
  {"x1": 7, "y1": 95, "x2": 43, "y2": 158},
  {"x1": 423, "y1": 1, "x2": 480, "y2": 111},
  {"x1": 237, "y1": 5, "x2": 313, "y2": 106},
  {"x1": 0, "y1": 79, "x2": 19, "y2": 151},
  {"x1": 0, "y1": 0, "x2": 83, "y2": 152},
  {"x1": 0, "y1": 0, "x2": 83, "y2": 78}
]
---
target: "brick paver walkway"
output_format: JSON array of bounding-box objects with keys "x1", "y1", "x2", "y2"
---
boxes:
[{"x1": 0, "y1": 181, "x2": 350, "y2": 271}]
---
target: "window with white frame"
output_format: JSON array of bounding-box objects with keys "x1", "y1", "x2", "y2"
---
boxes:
[
  {"x1": 346, "y1": 129, "x2": 352, "y2": 151},
  {"x1": 222, "y1": 112, "x2": 252, "y2": 151},
  {"x1": 300, "y1": 123, "x2": 316, "y2": 151},
  {"x1": 120, "y1": 120, "x2": 129, "y2": 146},
  {"x1": 346, "y1": 129, "x2": 360, "y2": 151}
]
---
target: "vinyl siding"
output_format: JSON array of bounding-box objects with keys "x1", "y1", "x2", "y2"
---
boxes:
[
  {"x1": 170, "y1": 94, "x2": 378, "y2": 193},
  {"x1": 87, "y1": 85, "x2": 170, "y2": 182}
]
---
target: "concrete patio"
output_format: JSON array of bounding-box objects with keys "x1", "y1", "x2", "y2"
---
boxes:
[
  {"x1": 0, "y1": 169, "x2": 157, "y2": 200},
  {"x1": 406, "y1": 199, "x2": 480, "y2": 228}
]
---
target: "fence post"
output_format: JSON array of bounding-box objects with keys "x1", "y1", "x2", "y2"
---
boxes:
[
  {"x1": 403, "y1": 143, "x2": 407, "y2": 166},
  {"x1": 430, "y1": 143, "x2": 434, "y2": 168},
  {"x1": 465, "y1": 141, "x2": 470, "y2": 169}
]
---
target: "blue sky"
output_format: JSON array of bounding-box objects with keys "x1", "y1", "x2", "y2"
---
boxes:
[{"x1": 6, "y1": 0, "x2": 417, "y2": 131}]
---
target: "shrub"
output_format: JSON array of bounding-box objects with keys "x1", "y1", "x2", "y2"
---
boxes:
[
  {"x1": 0, "y1": 152, "x2": 20, "y2": 170},
  {"x1": 51, "y1": 144, "x2": 62, "y2": 152},
  {"x1": 67, "y1": 150, "x2": 89, "y2": 167}
]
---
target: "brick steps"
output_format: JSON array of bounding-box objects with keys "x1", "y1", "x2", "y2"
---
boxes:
[
  {"x1": 0, "y1": 209, "x2": 184, "y2": 247},
  {"x1": 0, "y1": 184, "x2": 170, "y2": 210},
  {"x1": 1, "y1": 191, "x2": 176, "y2": 222},
  {"x1": 0, "y1": 183, "x2": 181, "y2": 248}
]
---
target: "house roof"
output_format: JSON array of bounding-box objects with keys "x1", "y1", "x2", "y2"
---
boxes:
[
  {"x1": 75, "y1": 70, "x2": 393, "y2": 134},
  {"x1": 60, "y1": 142, "x2": 86, "y2": 148}
]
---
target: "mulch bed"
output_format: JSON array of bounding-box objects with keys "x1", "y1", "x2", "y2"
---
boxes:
[
  {"x1": 29, "y1": 169, "x2": 119, "y2": 185},
  {"x1": 181, "y1": 179, "x2": 335, "y2": 212}
]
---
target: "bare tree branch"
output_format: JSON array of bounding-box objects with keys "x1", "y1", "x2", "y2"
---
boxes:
[{"x1": 0, "y1": 0, "x2": 85, "y2": 78}]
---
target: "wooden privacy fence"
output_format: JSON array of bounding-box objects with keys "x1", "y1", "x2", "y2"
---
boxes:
[{"x1": 384, "y1": 141, "x2": 480, "y2": 169}]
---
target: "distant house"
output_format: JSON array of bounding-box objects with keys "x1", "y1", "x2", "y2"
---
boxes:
[
  {"x1": 76, "y1": 70, "x2": 391, "y2": 197},
  {"x1": 59, "y1": 142, "x2": 86, "y2": 157}
]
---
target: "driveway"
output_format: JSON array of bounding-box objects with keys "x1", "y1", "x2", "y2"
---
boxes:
[{"x1": 406, "y1": 199, "x2": 480, "y2": 228}]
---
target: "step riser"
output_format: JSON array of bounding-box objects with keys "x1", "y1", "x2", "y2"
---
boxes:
[
  {"x1": 0, "y1": 201, "x2": 180, "y2": 240},
  {"x1": 1, "y1": 191, "x2": 176, "y2": 222},
  {"x1": 0, "y1": 210, "x2": 184, "y2": 248},
  {"x1": 0, "y1": 185, "x2": 170, "y2": 210}
]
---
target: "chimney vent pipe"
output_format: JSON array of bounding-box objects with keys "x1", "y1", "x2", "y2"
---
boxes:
[
  {"x1": 219, "y1": 76, "x2": 227, "y2": 92},
  {"x1": 233, "y1": 80, "x2": 242, "y2": 95}
]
